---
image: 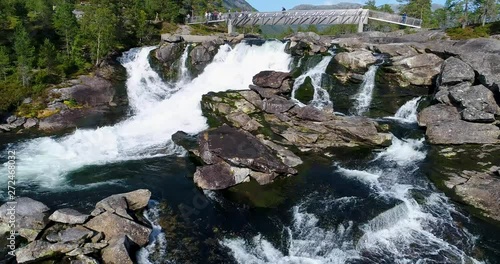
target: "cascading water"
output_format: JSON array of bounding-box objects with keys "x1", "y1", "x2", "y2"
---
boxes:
[
  {"x1": 352, "y1": 65, "x2": 378, "y2": 115},
  {"x1": 392, "y1": 96, "x2": 422, "y2": 123},
  {"x1": 137, "y1": 201, "x2": 168, "y2": 264},
  {"x1": 291, "y1": 56, "x2": 332, "y2": 109},
  {"x1": 178, "y1": 44, "x2": 191, "y2": 82},
  {"x1": 222, "y1": 136, "x2": 482, "y2": 263},
  {"x1": 0, "y1": 41, "x2": 292, "y2": 194}
]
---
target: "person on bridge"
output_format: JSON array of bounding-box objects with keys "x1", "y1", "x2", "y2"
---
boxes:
[
  {"x1": 186, "y1": 13, "x2": 191, "y2": 23},
  {"x1": 402, "y1": 12, "x2": 407, "y2": 23},
  {"x1": 205, "y1": 12, "x2": 209, "y2": 22}
]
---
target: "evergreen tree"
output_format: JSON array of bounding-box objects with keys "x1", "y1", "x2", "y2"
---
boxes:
[
  {"x1": 38, "y1": 38, "x2": 57, "y2": 72},
  {"x1": 53, "y1": 1, "x2": 78, "y2": 57},
  {"x1": 81, "y1": 6, "x2": 117, "y2": 66},
  {"x1": 14, "y1": 25, "x2": 35, "y2": 87},
  {"x1": 0, "y1": 46, "x2": 10, "y2": 81}
]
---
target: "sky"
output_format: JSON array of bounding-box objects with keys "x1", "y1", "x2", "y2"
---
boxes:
[{"x1": 246, "y1": 0, "x2": 446, "y2": 12}]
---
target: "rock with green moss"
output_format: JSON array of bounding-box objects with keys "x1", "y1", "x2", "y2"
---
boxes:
[{"x1": 294, "y1": 76, "x2": 314, "y2": 104}]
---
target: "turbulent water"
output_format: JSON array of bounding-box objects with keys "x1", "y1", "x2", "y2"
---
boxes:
[
  {"x1": 1, "y1": 41, "x2": 498, "y2": 264},
  {"x1": 0, "y1": 41, "x2": 292, "y2": 194},
  {"x1": 291, "y1": 56, "x2": 333, "y2": 109},
  {"x1": 352, "y1": 65, "x2": 378, "y2": 115}
]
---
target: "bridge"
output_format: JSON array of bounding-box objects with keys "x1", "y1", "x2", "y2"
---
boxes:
[{"x1": 186, "y1": 9, "x2": 422, "y2": 33}]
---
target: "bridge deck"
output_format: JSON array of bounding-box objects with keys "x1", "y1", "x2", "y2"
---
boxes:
[{"x1": 186, "y1": 9, "x2": 422, "y2": 30}]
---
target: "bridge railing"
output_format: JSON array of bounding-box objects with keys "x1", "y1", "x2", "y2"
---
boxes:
[
  {"x1": 186, "y1": 15, "x2": 227, "y2": 24},
  {"x1": 368, "y1": 10, "x2": 422, "y2": 28}
]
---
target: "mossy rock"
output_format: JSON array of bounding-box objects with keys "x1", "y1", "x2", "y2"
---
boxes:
[{"x1": 294, "y1": 76, "x2": 314, "y2": 104}]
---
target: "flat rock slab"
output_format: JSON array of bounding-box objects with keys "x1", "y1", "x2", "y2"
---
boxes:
[
  {"x1": 16, "y1": 240, "x2": 78, "y2": 263},
  {"x1": 49, "y1": 208, "x2": 89, "y2": 224},
  {"x1": 426, "y1": 120, "x2": 500, "y2": 144}
]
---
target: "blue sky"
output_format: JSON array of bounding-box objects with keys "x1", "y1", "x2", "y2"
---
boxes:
[{"x1": 246, "y1": 0, "x2": 446, "y2": 12}]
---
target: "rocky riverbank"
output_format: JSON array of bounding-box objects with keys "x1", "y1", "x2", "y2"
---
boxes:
[
  {"x1": 0, "y1": 59, "x2": 128, "y2": 135},
  {"x1": 0, "y1": 189, "x2": 153, "y2": 264}
]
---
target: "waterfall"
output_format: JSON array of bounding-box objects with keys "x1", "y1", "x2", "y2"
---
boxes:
[
  {"x1": 393, "y1": 97, "x2": 422, "y2": 123},
  {"x1": 136, "y1": 201, "x2": 168, "y2": 264},
  {"x1": 178, "y1": 44, "x2": 191, "y2": 82},
  {"x1": 0, "y1": 41, "x2": 292, "y2": 193},
  {"x1": 291, "y1": 56, "x2": 332, "y2": 109},
  {"x1": 352, "y1": 65, "x2": 378, "y2": 115}
]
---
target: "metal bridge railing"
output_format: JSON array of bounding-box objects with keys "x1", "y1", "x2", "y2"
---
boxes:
[
  {"x1": 368, "y1": 10, "x2": 422, "y2": 28},
  {"x1": 186, "y1": 15, "x2": 227, "y2": 24}
]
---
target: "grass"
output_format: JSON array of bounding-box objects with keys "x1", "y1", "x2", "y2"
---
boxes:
[{"x1": 446, "y1": 21, "x2": 500, "y2": 40}]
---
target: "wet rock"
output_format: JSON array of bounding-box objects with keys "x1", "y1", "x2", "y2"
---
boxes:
[
  {"x1": 16, "y1": 240, "x2": 78, "y2": 263},
  {"x1": 426, "y1": 120, "x2": 500, "y2": 144},
  {"x1": 0, "y1": 197, "x2": 50, "y2": 241},
  {"x1": 155, "y1": 42, "x2": 184, "y2": 66},
  {"x1": 250, "y1": 85, "x2": 279, "y2": 99},
  {"x1": 190, "y1": 39, "x2": 224, "y2": 74},
  {"x1": 101, "y1": 235, "x2": 136, "y2": 264},
  {"x1": 92, "y1": 189, "x2": 151, "y2": 216},
  {"x1": 23, "y1": 118, "x2": 38, "y2": 129},
  {"x1": 439, "y1": 57, "x2": 475, "y2": 86},
  {"x1": 449, "y1": 84, "x2": 500, "y2": 122},
  {"x1": 252, "y1": 71, "x2": 292, "y2": 92},
  {"x1": 262, "y1": 97, "x2": 295, "y2": 114},
  {"x1": 417, "y1": 104, "x2": 460, "y2": 127},
  {"x1": 257, "y1": 137, "x2": 303, "y2": 167},
  {"x1": 6, "y1": 115, "x2": 17, "y2": 124},
  {"x1": 49, "y1": 75, "x2": 115, "y2": 107},
  {"x1": 45, "y1": 226, "x2": 94, "y2": 243},
  {"x1": 194, "y1": 162, "x2": 250, "y2": 190},
  {"x1": 84, "y1": 211, "x2": 151, "y2": 246},
  {"x1": 198, "y1": 125, "x2": 294, "y2": 176},
  {"x1": 446, "y1": 169, "x2": 500, "y2": 222},
  {"x1": 49, "y1": 208, "x2": 89, "y2": 224},
  {"x1": 10, "y1": 116, "x2": 26, "y2": 128}
]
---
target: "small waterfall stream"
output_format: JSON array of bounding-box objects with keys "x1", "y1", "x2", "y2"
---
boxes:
[
  {"x1": 352, "y1": 65, "x2": 378, "y2": 115},
  {"x1": 291, "y1": 56, "x2": 333, "y2": 109}
]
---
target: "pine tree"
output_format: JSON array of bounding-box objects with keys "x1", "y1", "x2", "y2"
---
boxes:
[
  {"x1": 14, "y1": 25, "x2": 35, "y2": 87},
  {"x1": 38, "y1": 38, "x2": 57, "y2": 72},
  {"x1": 0, "y1": 46, "x2": 10, "y2": 81},
  {"x1": 53, "y1": 1, "x2": 78, "y2": 57}
]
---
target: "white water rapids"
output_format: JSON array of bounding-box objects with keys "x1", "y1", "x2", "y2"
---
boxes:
[{"x1": 0, "y1": 41, "x2": 292, "y2": 192}]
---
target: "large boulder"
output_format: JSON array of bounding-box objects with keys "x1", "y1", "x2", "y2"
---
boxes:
[
  {"x1": 333, "y1": 50, "x2": 377, "y2": 72},
  {"x1": 84, "y1": 211, "x2": 151, "y2": 247},
  {"x1": 374, "y1": 43, "x2": 419, "y2": 57},
  {"x1": 49, "y1": 75, "x2": 115, "y2": 107},
  {"x1": 449, "y1": 84, "x2": 500, "y2": 122},
  {"x1": 91, "y1": 189, "x2": 151, "y2": 217},
  {"x1": 49, "y1": 208, "x2": 89, "y2": 224},
  {"x1": 101, "y1": 235, "x2": 136, "y2": 264},
  {"x1": 252, "y1": 71, "x2": 293, "y2": 93},
  {"x1": 439, "y1": 57, "x2": 475, "y2": 86},
  {"x1": 189, "y1": 38, "x2": 225, "y2": 75},
  {"x1": 0, "y1": 197, "x2": 50, "y2": 241},
  {"x1": 285, "y1": 32, "x2": 330, "y2": 56},
  {"x1": 417, "y1": 104, "x2": 460, "y2": 127},
  {"x1": 388, "y1": 53, "x2": 443, "y2": 86},
  {"x1": 426, "y1": 120, "x2": 500, "y2": 144}
]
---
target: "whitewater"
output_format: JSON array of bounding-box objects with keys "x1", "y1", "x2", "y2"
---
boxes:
[{"x1": 0, "y1": 41, "x2": 292, "y2": 192}]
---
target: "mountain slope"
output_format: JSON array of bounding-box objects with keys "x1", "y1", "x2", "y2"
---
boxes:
[{"x1": 222, "y1": 0, "x2": 256, "y2": 11}]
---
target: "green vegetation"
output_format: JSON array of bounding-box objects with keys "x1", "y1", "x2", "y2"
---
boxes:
[
  {"x1": 446, "y1": 20, "x2": 500, "y2": 39},
  {"x1": 0, "y1": 0, "x2": 226, "y2": 113}
]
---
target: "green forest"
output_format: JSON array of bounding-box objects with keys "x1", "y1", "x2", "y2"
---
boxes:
[
  {"x1": 0, "y1": 0, "x2": 223, "y2": 112},
  {"x1": 0, "y1": 0, "x2": 499, "y2": 113}
]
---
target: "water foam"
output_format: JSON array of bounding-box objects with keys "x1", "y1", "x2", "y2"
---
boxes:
[
  {"x1": 392, "y1": 96, "x2": 422, "y2": 123},
  {"x1": 137, "y1": 200, "x2": 169, "y2": 264},
  {"x1": 0, "y1": 41, "x2": 292, "y2": 193}
]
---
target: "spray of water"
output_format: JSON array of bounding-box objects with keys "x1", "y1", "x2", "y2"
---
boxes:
[
  {"x1": 392, "y1": 96, "x2": 422, "y2": 123},
  {"x1": 0, "y1": 41, "x2": 292, "y2": 193}
]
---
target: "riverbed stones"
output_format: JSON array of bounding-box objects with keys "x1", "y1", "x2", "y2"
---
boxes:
[
  {"x1": 84, "y1": 211, "x2": 151, "y2": 246},
  {"x1": 448, "y1": 84, "x2": 500, "y2": 122},
  {"x1": 389, "y1": 53, "x2": 443, "y2": 86},
  {"x1": 45, "y1": 226, "x2": 94, "y2": 243},
  {"x1": 49, "y1": 208, "x2": 89, "y2": 224},
  {"x1": 91, "y1": 189, "x2": 151, "y2": 217},
  {"x1": 16, "y1": 240, "x2": 78, "y2": 263},
  {"x1": 0, "y1": 197, "x2": 50, "y2": 241}
]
